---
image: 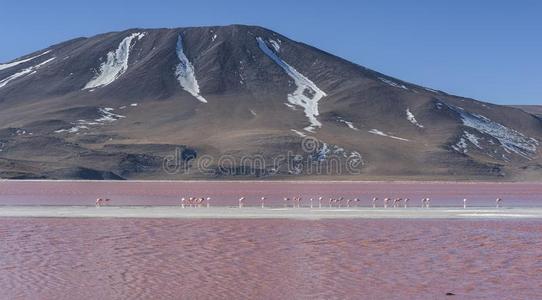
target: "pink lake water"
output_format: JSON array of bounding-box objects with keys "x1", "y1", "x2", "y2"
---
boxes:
[
  {"x1": 1, "y1": 182, "x2": 542, "y2": 299},
  {"x1": 1, "y1": 181, "x2": 542, "y2": 207},
  {"x1": 0, "y1": 218, "x2": 541, "y2": 299}
]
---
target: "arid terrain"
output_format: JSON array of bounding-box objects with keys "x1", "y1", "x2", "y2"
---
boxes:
[{"x1": 1, "y1": 25, "x2": 541, "y2": 180}]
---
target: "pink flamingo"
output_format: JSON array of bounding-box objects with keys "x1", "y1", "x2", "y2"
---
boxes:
[{"x1": 354, "y1": 198, "x2": 360, "y2": 207}]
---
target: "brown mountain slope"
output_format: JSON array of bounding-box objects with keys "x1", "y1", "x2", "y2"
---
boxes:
[{"x1": 0, "y1": 25, "x2": 541, "y2": 180}]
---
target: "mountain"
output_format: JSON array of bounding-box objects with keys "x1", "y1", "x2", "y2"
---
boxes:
[
  {"x1": 510, "y1": 105, "x2": 542, "y2": 118},
  {"x1": 1, "y1": 25, "x2": 541, "y2": 180}
]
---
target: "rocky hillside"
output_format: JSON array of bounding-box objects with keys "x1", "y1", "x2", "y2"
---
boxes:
[{"x1": 0, "y1": 25, "x2": 541, "y2": 180}]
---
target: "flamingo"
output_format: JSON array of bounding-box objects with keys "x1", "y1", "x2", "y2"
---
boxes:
[
  {"x1": 463, "y1": 198, "x2": 467, "y2": 209},
  {"x1": 239, "y1": 197, "x2": 245, "y2": 208},
  {"x1": 206, "y1": 197, "x2": 211, "y2": 208},
  {"x1": 318, "y1": 197, "x2": 323, "y2": 208},
  {"x1": 181, "y1": 197, "x2": 186, "y2": 208},
  {"x1": 372, "y1": 197, "x2": 378, "y2": 208},
  {"x1": 261, "y1": 197, "x2": 266, "y2": 208},
  {"x1": 404, "y1": 198, "x2": 409, "y2": 208},
  {"x1": 496, "y1": 198, "x2": 502, "y2": 208}
]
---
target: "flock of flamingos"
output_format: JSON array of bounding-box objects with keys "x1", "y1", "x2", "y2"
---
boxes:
[{"x1": 95, "y1": 196, "x2": 504, "y2": 208}]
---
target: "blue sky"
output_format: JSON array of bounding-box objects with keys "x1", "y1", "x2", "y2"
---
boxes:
[{"x1": 1, "y1": 0, "x2": 540, "y2": 104}]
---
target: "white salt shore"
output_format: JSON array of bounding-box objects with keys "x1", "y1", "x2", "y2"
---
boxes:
[{"x1": 0, "y1": 206, "x2": 541, "y2": 220}]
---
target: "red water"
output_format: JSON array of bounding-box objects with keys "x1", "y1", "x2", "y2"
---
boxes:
[
  {"x1": 1, "y1": 181, "x2": 542, "y2": 207},
  {"x1": 1, "y1": 218, "x2": 541, "y2": 299}
]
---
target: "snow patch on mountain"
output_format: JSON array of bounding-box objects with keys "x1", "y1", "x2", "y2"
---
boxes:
[
  {"x1": 447, "y1": 104, "x2": 539, "y2": 159},
  {"x1": 452, "y1": 137, "x2": 468, "y2": 153},
  {"x1": 55, "y1": 108, "x2": 125, "y2": 134},
  {"x1": 452, "y1": 131, "x2": 483, "y2": 154},
  {"x1": 95, "y1": 108, "x2": 126, "y2": 123},
  {"x1": 0, "y1": 57, "x2": 56, "y2": 89},
  {"x1": 423, "y1": 87, "x2": 439, "y2": 94},
  {"x1": 406, "y1": 108, "x2": 424, "y2": 128},
  {"x1": 257, "y1": 37, "x2": 327, "y2": 132},
  {"x1": 269, "y1": 39, "x2": 281, "y2": 52},
  {"x1": 285, "y1": 103, "x2": 297, "y2": 110},
  {"x1": 463, "y1": 131, "x2": 482, "y2": 149},
  {"x1": 175, "y1": 34, "x2": 207, "y2": 103},
  {"x1": 83, "y1": 32, "x2": 145, "y2": 90},
  {"x1": 337, "y1": 117, "x2": 359, "y2": 131},
  {"x1": 369, "y1": 129, "x2": 410, "y2": 142},
  {"x1": 0, "y1": 50, "x2": 51, "y2": 71},
  {"x1": 378, "y1": 77, "x2": 408, "y2": 90},
  {"x1": 291, "y1": 129, "x2": 306, "y2": 137}
]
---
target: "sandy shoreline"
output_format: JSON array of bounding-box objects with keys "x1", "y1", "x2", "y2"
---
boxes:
[{"x1": 1, "y1": 206, "x2": 541, "y2": 220}]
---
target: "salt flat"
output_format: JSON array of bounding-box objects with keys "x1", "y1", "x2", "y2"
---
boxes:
[{"x1": 0, "y1": 206, "x2": 541, "y2": 219}]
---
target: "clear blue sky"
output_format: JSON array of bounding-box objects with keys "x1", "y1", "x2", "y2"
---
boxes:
[{"x1": 1, "y1": 0, "x2": 540, "y2": 104}]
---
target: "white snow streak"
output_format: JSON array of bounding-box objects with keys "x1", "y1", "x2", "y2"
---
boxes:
[
  {"x1": 175, "y1": 34, "x2": 207, "y2": 103},
  {"x1": 337, "y1": 117, "x2": 359, "y2": 131},
  {"x1": 369, "y1": 129, "x2": 410, "y2": 142},
  {"x1": 83, "y1": 32, "x2": 145, "y2": 90},
  {"x1": 55, "y1": 108, "x2": 125, "y2": 134},
  {"x1": 285, "y1": 103, "x2": 297, "y2": 110},
  {"x1": 257, "y1": 37, "x2": 327, "y2": 132},
  {"x1": 269, "y1": 39, "x2": 281, "y2": 52},
  {"x1": 0, "y1": 50, "x2": 51, "y2": 71},
  {"x1": 378, "y1": 77, "x2": 408, "y2": 90},
  {"x1": 0, "y1": 57, "x2": 55, "y2": 89},
  {"x1": 424, "y1": 87, "x2": 439, "y2": 93},
  {"x1": 406, "y1": 108, "x2": 424, "y2": 128},
  {"x1": 95, "y1": 108, "x2": 126, "y2": 123},
  {"x1": 290, "y1": 129, "x2": 306, "y2": 137}
]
